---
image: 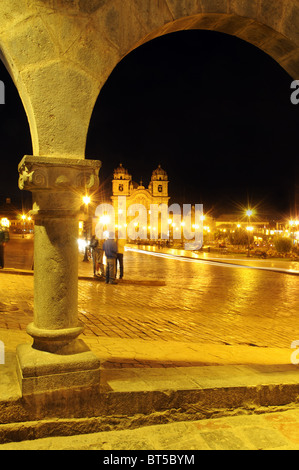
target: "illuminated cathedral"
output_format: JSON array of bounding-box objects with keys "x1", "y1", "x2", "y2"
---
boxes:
[{"x1": 111, "y1": 163, "x2": 169, "y2": 219}]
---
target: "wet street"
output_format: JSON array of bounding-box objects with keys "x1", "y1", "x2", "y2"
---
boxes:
[
  {"x1": 4, "y1": 236, "x2": 34, "y2": 270},
  {"x1": 1, "y1": 238, "x2": 299, "y2": 350},
  {"x1": 78, "y1": 249, "x2": 299, "y2": 349}
]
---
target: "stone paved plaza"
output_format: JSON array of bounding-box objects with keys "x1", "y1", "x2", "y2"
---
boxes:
[
  {"x1": 1, "y1": 248, "x2": 299, "y2": 450},
  {"x1": 1, "y1": 248, "x2": 299, "y2": 353}
]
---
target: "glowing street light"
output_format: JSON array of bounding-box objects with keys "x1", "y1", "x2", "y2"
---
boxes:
[
  {"x1": 0, "y1": 218, "x2": 10, "y2": 228},
  {"x1": 82, "y1": 195, "x2": 91, "y2": 206}
]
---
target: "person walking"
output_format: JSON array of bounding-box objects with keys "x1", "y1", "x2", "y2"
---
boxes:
[
  {"x1": 96, "y1": 238, "x2": 105, "y2": 277},
  {"x1": 90, "y1": 235, "x2": 105, "y2": 278},
  {"x1": 103, "y1": 234, "x2": 118, "y2": 284},
  {"x1": 0, "y1": 226, "x2": 10, "y2": 269},
  {"x1": 116, "y1": 237, "x2": 126, "y2": 279}
]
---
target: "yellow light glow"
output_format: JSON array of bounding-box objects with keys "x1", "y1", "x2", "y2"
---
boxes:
[
  {"x1": 0, "y1": 218, "x2": 10, "y2": 228},
  {"x1": 246, "y1": 226, "x2": 254, "y2": 232},
  {"x1": 83, "y1": 195, "x2": 91, "y2": 205},
  {"x1": 246, "y1": 210, "x2": 253, "y2": 217},
  {"x1": 100, "y1": 215, "x2": 110, "y2": 225}
]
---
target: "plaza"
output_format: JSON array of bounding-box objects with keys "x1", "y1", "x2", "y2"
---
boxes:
[
  {"x1": 1, "y1": 245, "x2": 299, "y2": 449},
  {"x1": 0, "y1": 0, "x2": 299, "y2": 451}
]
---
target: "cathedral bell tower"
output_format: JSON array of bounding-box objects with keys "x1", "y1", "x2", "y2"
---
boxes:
[
  {"x1": 149, "y1": 164, "x2": 169, "y2": 198},
  {"x1": 111, "y1": 164, "x2": 132, "y2": 225},
  {"x1": 112, "y1": 163, "x2": 131, "y2": 197}
]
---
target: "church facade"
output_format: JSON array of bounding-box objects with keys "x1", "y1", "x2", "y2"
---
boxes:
[{"x1": 111, "y1": 164, "x2": 170, "y2": 239}]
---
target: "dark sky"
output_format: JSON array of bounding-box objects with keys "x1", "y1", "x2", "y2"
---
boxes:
[{"x1": 0, "y1": 29, "x2": 298, "y2": 217}]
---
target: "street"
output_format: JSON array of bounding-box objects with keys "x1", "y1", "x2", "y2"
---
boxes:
[
  {"x1": 78, "y1": 249, "x2": 299, "y2": 349},
  {"x1": 1, "y1": 238, "x2": 299, "y2": 351},
  {"x1": 4, "y1": 236, "x2": 34, "y2": 270}
]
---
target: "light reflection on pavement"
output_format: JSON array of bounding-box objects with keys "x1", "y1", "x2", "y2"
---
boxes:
[
  {"x1": 78, "y1": 248, "x2": 299, "y2": 349},
  {"x1": 126, "y1": 246, "x2": 299, "y2": 275}
]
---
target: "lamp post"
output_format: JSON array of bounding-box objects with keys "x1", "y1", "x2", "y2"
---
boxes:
[
  {"x1": 21, "y1": 214, "x2": 27, "y2": 238},
  {"x1": 246, "y1": 209, "x2": 253, "y2": 257},
  {"x1": 82, "y1": 195, "x2": 91, "y2": 262}
]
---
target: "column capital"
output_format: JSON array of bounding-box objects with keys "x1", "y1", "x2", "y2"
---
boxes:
[{"x1": 18, "y1": 155, "x2": 101, "y2": 193}]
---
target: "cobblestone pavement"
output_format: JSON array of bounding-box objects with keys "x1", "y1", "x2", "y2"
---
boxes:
[
  {"x1": 79, "y1": 249, "x2": 299, "y2": 351},
  {"x1": 1, "y1": 250, "x2": 299, "y2": 450},
  {"x1": 0, "y1": 249, "x2": 299, "y2": 353}
]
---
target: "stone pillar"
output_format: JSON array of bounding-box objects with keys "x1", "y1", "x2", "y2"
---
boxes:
[{"x1": 16, "y1": 155, "x2": 102, "y2": 395}]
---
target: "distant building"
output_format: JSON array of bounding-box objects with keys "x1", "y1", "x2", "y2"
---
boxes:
[
  {"x1": 0, "y1": 198, "x2": 34, "y2": 233},
  {"x1": 111, "y1": 163, "x2": 169, "y2": 210},
  {"x1": 111, "y1": 164, "x2": 170, "y2": 239}
]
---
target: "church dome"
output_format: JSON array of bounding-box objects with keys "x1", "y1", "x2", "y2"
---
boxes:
[
  {"x1": 114, "y1": 163, "x2": 131, "y2": 180},
  {"x1": 151, "y1": 164, "x2": 168, "y2": 181}
]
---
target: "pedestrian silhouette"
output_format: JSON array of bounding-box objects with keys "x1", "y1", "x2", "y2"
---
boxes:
[
  {"x1": 103, "y1": 233, "x2": 118, "y2": 284},
  {"x1": 116, "y1": 236, "x2": 126, "y2": 279}
]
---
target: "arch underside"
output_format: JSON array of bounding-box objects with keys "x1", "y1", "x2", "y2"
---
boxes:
[
  {"x1": 0, "y1": 2, "x2": 298, "y2": 159},
  {"x1": 130, "y1": 13, "x2": 299, "y2": 79}
]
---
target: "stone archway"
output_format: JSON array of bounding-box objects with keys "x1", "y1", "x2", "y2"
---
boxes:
[
  {"x1": 1, "y1": 0, "x2": 298, "y2": 395},
  {"x1": 0, "y1": 1, "x2": 298, "y2": 159}
]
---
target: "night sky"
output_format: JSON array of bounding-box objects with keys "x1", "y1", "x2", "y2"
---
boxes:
[{"x1": 1, "y1": 29, "x2": 298, "y2": 218}]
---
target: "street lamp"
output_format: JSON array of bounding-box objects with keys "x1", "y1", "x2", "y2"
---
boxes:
[
  {"x1": 21, "y1": 214, "x2": 27, "y2": 238},
  {"x1": 246, "y1": 209, "x2": 254, "y2": 257},
  {"x1": 0, "y1": 218, "x2": 10, "y2": 228},
  {"x1": 82, "y1": 195, "x2": 91, "y2": 262},
  {"x1": 83, "y1": 195, "x2": 91, "y2": 206}
]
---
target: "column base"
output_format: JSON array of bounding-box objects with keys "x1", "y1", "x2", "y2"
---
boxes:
[{"x1": 16, "y1": 340, "x2": 101, "y2": 396}]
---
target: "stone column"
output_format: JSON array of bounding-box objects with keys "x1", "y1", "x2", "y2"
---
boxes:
[{"x1": 16, "y1": 155, "x2": 102, "y2": 395}]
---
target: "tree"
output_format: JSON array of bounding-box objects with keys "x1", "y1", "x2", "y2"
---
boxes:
[
  {"x1": 274, "y1": 237, "x2": 293, "y2": 254},
  {"x1": 229, "y1": 229, "x2": 252, "y2": 246}
]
